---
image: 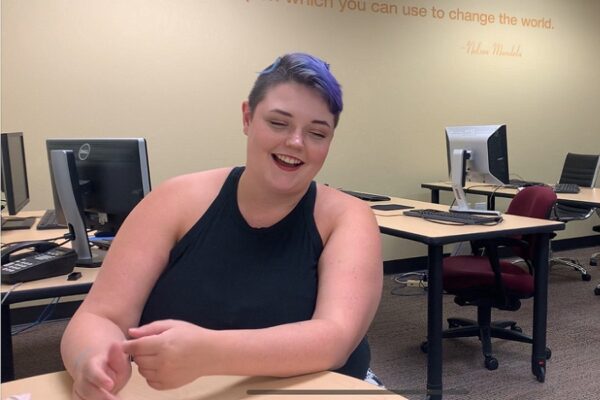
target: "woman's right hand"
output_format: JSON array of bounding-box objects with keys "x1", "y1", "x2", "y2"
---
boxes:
[{"x1": 71, "y1": 343, "x2": 132, "y2": 400}]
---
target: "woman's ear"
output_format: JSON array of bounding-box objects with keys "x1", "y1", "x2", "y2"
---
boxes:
[{"x1": 242, "y1": 101, "x2": 252, "y2": 136}]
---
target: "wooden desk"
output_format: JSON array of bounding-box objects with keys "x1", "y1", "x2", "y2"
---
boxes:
[
  {"x1": 371, "y1": 196, "x2": 565, "y2": 400},
  {"x1": 421, "y1": 181, "x2": 600, "y2": 209},
  {"x1": 1, "y1": 211, "x2": 99, "y2": 382},
  {"x1": 1, "y1": 369, "x2": 405, "y2": 400}
]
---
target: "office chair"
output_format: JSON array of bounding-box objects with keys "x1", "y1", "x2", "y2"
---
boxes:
[
  {"x1": 421, "y1": 186, "x2": 557, "y2": 371},
  {"x1": 550, "y1": 153, "x2": 600, "y2": 281},
  {"x1": 590, "y1": 224, "x2": 600, "y2": 267},
  {"x1": 592, "y1": 225, "x2": 600, "y2": 296}
]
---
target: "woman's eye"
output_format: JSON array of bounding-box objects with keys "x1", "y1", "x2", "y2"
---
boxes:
[
  {"x1": 269, "y1": 120, "x2": 286, "y2": 127},
  {"x1": 309, "y1": 131, "x2": 326, "y2": 139}
]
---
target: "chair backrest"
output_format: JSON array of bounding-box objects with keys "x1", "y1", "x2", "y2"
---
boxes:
[
  {"x1": 505, "y1": 186, "x2": 557, "y2": 262},
  {"x1": 558, "y1": 153, "x2": 600, "y2": 187},
  {"x1": 506, "y1": 185, "x2": 557, "y2": 219}
]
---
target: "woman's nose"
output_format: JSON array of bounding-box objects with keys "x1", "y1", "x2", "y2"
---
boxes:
[{"x1": 286, "y1": 129, "x2": 304, "y2": 147}]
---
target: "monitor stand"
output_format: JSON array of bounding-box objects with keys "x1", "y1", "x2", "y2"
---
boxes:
[
  {"x1": 1, "y1": 216, "x2": 36, "y2": 230},
  {"x1": 50, "y1": 150, "x2": 104, "y2": 267},
  {"x1": 450, "y1": 148, "x2": 501, "y2": 216},
  {"x1": 449, "y1": 185, "x2": 502, "y2": 216}
]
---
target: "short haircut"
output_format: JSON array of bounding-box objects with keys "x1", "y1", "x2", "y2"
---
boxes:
[{"x1": 248, "y1": 53, "x2": 343, "y2": 127}]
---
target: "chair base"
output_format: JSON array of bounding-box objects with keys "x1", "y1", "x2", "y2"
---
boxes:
[
  {"x1": 590, "y1": 252, "x2": 600, "y2": 267},
  {"x1": 550, "y1": 257, "x2": 592, "y2": 281},
  {"x1": 443, "y1": 318, "x2": 534, "y2": 345},
  {"x1": 424, "y1": 306, "x2": 552, "y2": 371}
]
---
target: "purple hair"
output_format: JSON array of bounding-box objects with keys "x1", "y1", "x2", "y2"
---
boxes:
[{"x1": 248, "y1": 53, "x2": 343, "y2": 127}]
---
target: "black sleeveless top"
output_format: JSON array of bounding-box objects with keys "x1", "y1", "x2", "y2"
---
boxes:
[{"x1": 140, "y1": 167, "x2": 370, "y2": 379}]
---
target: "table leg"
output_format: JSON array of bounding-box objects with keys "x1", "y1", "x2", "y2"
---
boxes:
[
  {"x1": 487, "y1": 195, "x2": 496, "y2": 210},
  {"x1": 430, "y1": 189, "x2": 440, "y2": 204},
  {"x1": 1, "y1": 303, "x2": 15, "y2": 382},
  {"x1": 426, "y1": 245, "x2": 444, "y2": 399},
  {"x1": 531, "y1": 232, "x2": 550, "y2": 383}
]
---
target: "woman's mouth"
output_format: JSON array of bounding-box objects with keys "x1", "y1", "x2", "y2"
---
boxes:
[{"x1": 272, "y1": 154, "x2": 304, "y2": 170}]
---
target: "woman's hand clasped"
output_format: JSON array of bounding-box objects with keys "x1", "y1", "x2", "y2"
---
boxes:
[
  {"x1": 71, "y1": 343, "x2": 131, "y2": 400},
  {"x1": 123, "y1": 320, "x2": 210, "y2": 390}
]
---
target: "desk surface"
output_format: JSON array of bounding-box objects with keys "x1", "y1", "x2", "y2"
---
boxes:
[
  {"x1": 421, "y1": 181, "x2": 600, "y2": 208},
  {"x1": 371, "y1": 196, "x2": 565, "y2": 245},
  {"x1": 1, "y1": 369, "x2": 404, "y2": 400},
  {"x1": 1, "y1": 211, "x2": 99, "y2": 299}
]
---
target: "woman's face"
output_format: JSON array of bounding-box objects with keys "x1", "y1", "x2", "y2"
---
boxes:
[{"x1": 242, "y1": 82, "x2": 335, "y2": 194}]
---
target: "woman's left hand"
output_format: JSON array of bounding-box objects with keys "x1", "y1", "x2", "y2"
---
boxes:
[{"x1": 122, "y1": 320, "x2": 210, "y2": 390}]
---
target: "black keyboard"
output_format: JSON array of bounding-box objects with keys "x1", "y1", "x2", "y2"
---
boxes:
[
  {"x1": 508, "y1": 179, "x2": 545, "y2": 188},
  {"x1": 403, "y1": 209, "x2": 503, "y2": 225},
  {"x1": 553, "y1": 183, "x2": 580, "y2": 194},
  {"x1": 36, "y1": 209, "x2": 68, "y2": 230},
  {"x1": 341, "y1": 190, "x2": 391, "y2": 202}
]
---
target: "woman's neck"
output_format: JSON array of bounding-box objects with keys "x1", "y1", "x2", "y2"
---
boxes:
[{"x1": 237, "y1": 168, "x2": 309, "y2": 228}]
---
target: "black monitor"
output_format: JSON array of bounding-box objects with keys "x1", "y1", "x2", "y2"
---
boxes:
[
  {"x1": 1, "y1": 132, "x2": 35, "y2": 230},
  {"x1": 445, "y1": 124, "x2": 509, "y2": 215},
  {"x1": 46, "y1": 138, "x2": 151, "y2": 265}
]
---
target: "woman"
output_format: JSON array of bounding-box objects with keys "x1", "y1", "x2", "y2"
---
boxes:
[{"x1": 61, "y1": 52, "x2": 383, "y2": 400}]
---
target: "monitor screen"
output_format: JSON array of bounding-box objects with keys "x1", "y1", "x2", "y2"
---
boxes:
[
  {"x1": 1, "y1": 132, "x2": 30, "y2": 215},
  {"x1": 46, "y1": 138, "x2": 151, "y2": 236},
  {"x1": 445, "y1": 124, "x2": 509, "y2": 214},
  {"x1": 445, "y1": 124, "x2": 509, "y2": 186}
]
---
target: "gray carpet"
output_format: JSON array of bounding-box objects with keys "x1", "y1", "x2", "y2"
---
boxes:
[
  {"x1": 10, "y1": 246, "x2": 600, "y2": 399},
  {"x1": 368, "y1": 246, "x2": 600, "y2": 399}
]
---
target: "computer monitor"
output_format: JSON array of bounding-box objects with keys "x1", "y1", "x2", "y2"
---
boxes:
[
  {"x1": 46, "y1": 138, "x2": 151, "y2": 265},
  {"x1": 1, "y1": 132, "x2": 35, "y2": 230},
  {"x1": 445, "y1": 124, "x2": 509, "y2": 215}
]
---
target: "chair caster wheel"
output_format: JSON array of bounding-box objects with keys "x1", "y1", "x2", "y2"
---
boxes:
[
  {"x1": 595, "y1": 286, "x2": 600, "y2": 296},
  {"x1": 545, "y1": 347, "x2": 552, "y2": 360},
  {"x1": 536, "y1": 367, "x2": 545, "y2": 382},
  {"x1": 582, "y1": 273, "x2": 592, "y2": 281},
  {"x1": 484, "y1": 356, "x2": 498, "y2": 370},
  {"x1": 420, "y1": 341, "x2": 428, "y2": 353}
]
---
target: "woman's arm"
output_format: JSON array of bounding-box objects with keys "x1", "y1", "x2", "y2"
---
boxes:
[
  {"x1": 61, "y1": 170, "x2": 228, "y2": 399},
  {"x1": 122, "y1": 189, "x2": 383, "y2": 389}
]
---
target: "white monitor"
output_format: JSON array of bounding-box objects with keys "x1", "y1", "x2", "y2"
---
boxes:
[{"x1": 445, "y1": 124, "x2": 509, "y2": 215}]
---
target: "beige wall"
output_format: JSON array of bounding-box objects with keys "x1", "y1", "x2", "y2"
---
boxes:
[{"x1": 2, "y1": 0, "x2": 599, "y2": 260}]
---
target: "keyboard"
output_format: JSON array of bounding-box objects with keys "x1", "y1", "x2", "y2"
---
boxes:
[
  {"x1": 553, "y1": 183, "x2": 580, "y2": 194},
  {"x1": 36, "y1": 209, "x2": 68, "y2": 230},
  {"x1": 403, "y1": 209, "x2": 503, "y2": 225},
  {"x1": 341, "y1": 190, "x2": 391, "y2": 202},
  {"x1": 508, "y1": 179, "x2": 545, "y2": 188}
]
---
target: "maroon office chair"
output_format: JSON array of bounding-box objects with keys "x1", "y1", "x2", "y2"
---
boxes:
[{"x1": 423, "y1": 186, "x2": 557, "y2": 371}]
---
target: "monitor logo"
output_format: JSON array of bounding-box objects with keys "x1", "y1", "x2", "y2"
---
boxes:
[{"x1": 78, "y1": 144, "x2": 91, "y2": 161}]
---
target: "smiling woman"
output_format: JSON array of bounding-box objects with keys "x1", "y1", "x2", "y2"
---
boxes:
[{"x1": 60, "y1": 52, "x2": 384, "y2": 398}]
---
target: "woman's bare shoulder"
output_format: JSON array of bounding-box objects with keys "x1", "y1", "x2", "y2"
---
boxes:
[
  {"x1": 137, "y1": 167, "x2": 234, "y2": 236},
  {"x1": 314, "y1": 184, "x2": 377, "y2": 242},
  {"x1": 160, "y1": 167, "x2": 233, "y2": 198},
  {"x1": 316, "y1": 184, "x2": 374, "y2": 213}
]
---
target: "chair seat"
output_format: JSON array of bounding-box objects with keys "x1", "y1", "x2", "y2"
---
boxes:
[{"x1": 443, "y1": 256, "x2": 534, "y2": 297}]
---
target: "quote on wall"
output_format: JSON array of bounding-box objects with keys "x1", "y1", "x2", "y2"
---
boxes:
[{"x1": 245, "y1": 0, "x2": 556, "y2": 58}]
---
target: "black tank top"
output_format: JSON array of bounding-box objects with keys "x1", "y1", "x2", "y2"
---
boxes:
[{"x1": 140, "y1": 167, "x2": 370, "y2": 378}]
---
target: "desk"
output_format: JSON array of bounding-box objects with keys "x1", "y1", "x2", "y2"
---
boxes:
[
  {"x1": 371, "y1": 196, "x2": 565, "y2": 399},
  {"x1": 0, "y1": 368, "x2": 405, "y2": 400},
  {"x1": 421, "y1": 181, "x2": 600, "y2": 209},
  {"x1": 1, "y1": 211, "x2": 99, "y2": 382}
]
